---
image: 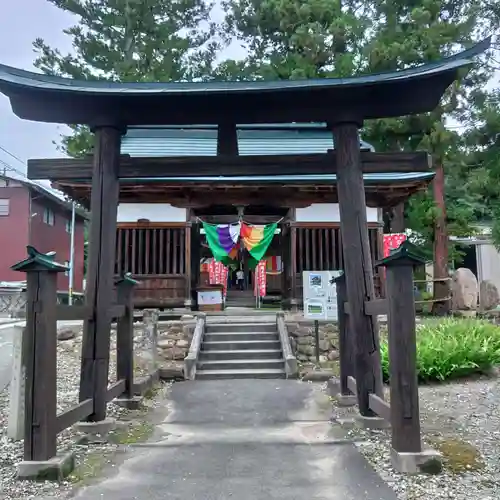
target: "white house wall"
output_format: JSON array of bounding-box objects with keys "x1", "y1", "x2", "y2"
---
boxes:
[
  {"x1": 117, "y1": 203, "x2": 187, "y2": 222},
  {"x1": 477, "y1": 243, "x2": 500, "y2": 293},
  {"x1": 295, "y1": 204, "x2": 381, "y2": 223},
  {"x1": 117, "y1": 203, "x2": 381, "y2": 224}
]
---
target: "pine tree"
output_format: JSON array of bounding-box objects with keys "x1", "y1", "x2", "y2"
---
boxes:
[
  {"x1": 34, "y1": 0, "x2": 218, "y2": 157},
  {"x1": 220, "y1": 0, "x2": 374, "y2": 80},
  {"x1": 361, "y1": 0, "x2": 494, "y2": 313}
]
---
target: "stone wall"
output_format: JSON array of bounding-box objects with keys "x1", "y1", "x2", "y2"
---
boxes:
[
  {"x1": 155, "y1": 314, "x2": 197, "y2": 379},
  {"x1": 285, "y1": 320, "x2": 339, "y2": 364},
  {"x1": 0, "y1": 290, "x2": 26, "y2": 317}
]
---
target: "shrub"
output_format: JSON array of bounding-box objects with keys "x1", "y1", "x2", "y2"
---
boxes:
[{"x1": 380, "y1": 318, "x2": 500, "y2": 383}]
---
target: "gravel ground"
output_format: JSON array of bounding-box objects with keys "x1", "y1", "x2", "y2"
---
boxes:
[
  {"x1": 330, "y1": 375, "x2": 500, "y2": 500},
  {"x1": 0, "y1": 327, "x2": 169, "y2": 500}
]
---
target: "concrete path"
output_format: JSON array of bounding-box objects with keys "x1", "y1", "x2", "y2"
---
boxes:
[{"x1": 74, "y1": 380, "x2": 397, "y2": 500}]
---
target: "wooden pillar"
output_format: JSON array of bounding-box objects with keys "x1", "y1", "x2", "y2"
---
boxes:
[
  {"x1": 12, "y1": 247, "x2": 67, "y2": 461},
  {"x1": 333, "y1": 122, "x2": 383, "y2": 416},
  {"x1": 377, "y1": 242, "x2": 425, "y2": 454},
  {"x1": 334, "y1": 272, "x2": 355, "y2": 398},
  {"x1": 190, "y1": 221, "x2": 201, "y2": 310},
  {"x1": 79, "y1": 126, "x2": 122, "y2": 422},
  {"x1": 290, "y1": 224, "x2": 298, "y2": 311},
  {"x1": 280, "y1": 223, "x2": 290, "y2": 307},
  {"x1": 185, "y1": 220, "x2": 192, "y2": 309},
  {"x1": 115, "y1": 273, "x2": 138, "y2": 399}
]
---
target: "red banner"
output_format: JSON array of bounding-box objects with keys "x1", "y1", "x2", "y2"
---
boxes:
[
  {"x1": 383, "y1": 233, "x2": 407, "y2": 257},
  {"x1": 220, "y1": 265, "x2": 228, "y2": 297},
  {"x1": 254, "y1": 260, "x2": 267, "y2": 298},
  {"x1": 208, "y1": 259, "x2": 228, "y2": 296},
  {"x1": 208, "y1": 259, "x2": 215, "y2": 284}
]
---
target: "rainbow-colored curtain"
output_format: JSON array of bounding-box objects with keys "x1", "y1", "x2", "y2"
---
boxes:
[
  {"x1": 240, "y1": 223, "x2": 277, "y2": 269},
  {"x1": 202, "y1": 222, "x2": 240, "y2": 265}
]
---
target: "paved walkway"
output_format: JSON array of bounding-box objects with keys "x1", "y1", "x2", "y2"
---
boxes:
[{"x1": 75, "y1": 380, "x2": 397, "y2": 499}]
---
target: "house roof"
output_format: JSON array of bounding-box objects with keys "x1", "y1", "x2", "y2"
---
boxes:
[
  {"x1": 1, "y1": 173, "x2": 88, "y2": 220},
  {"x1": 121, "y1": 124, "x2": 375, "y2": 157},
  {"x1": 0, "y1": 38, "x2": 490, "y2": 126}
]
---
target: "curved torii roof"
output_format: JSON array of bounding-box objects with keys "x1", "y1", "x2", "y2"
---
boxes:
[{"x1": 0, "y1": 38, "x2": 490, "y2": 126}]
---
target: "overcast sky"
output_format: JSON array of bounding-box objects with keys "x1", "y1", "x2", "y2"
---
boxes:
[
  {"x1": 0, "y1": 1, "x2": 495, "y2": 176},
  {"x1": 0, "y1": 0, "x2": 242, "y2": 175},
  {"x1": 0, "y1": 1, "x2": 75, "y2": 173}
]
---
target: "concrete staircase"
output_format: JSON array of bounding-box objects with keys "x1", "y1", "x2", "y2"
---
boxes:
[{"x1": 196, "y1": 321, "x2": 286, "y2": 379}]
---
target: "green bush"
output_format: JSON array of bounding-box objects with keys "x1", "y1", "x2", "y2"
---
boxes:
[{"x1": 380, "y1": 318, "x2": 500, "y2": 383}]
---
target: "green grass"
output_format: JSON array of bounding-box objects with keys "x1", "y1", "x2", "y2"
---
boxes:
[{"x1": 380, "y1": 318, "x2": 500, "y2": 383}]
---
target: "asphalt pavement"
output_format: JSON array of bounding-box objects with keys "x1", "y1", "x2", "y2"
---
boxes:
[{"x1": 74, "y1": 379, "x2": 397, "y2": 500}]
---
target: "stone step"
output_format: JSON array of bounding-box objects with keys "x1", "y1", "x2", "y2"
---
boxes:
[
  {"x1": 195, "y1": 368, "x2": 286, "y2": 380},
  {"x1": 199, "y1": 349, "x2": 283, "y2": 361},
  {"x1": 205, "y1": 322, "x2": 276, "y2": 333},
  {"x1": 204, "y1": 332, "x2": 279, "y2": 342},
  {"x1": 201, "y1": 340, "x2": 282, "y2": 351},
  {"x1": 197, "y1": 358, "x2": 285, "y2": 371}
]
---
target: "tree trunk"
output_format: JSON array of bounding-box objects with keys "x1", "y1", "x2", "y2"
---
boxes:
[{"x1": 431, "y1": 162, "x2": 450, "y2": 315}]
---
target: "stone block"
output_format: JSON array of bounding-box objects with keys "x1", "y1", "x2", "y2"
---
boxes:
[
  {"x1": 17, "y1": 451, "x2": 75, "y2": 481},
  {"x1": 114, "y1": 396, "x2": 143, "y2": 410},
  {"x1": 336, "y1": 394, "x2": 357, "y2": 407},
  {"x1": 326, "y1": 377, "x2": 340, "y2": 396},
  {"x1": 479, "y1": 280, "x2": 500, "y2": 311},
  {"x1": 75, "y1": 418, "x2": 116, "y2": 437},
  {"x1": 356, "y1": 415, "x2": 390, "y2": 430},
  {"x1": 302, "y1": 369, "x2": 334, "y2": 382},
  {"x1": 451, "y1": 267, "x2": 478, "y2": 310},
  {"x1": 391, "y1": 448, "x2": 443, "y2": 474}
]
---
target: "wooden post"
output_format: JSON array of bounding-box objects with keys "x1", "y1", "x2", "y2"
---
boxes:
[
  {"x1": 115, "y1": 273, "x2": 139, "y2": 399},
  {"x1": 12, "y1": 247, "x2": 67, "y2": 461},
  {"x1": 333, "y1": 122, "x2": 383, "y2": 416},
  {"x1": 79, "y1": 126, "x2": 122, "y2": 422},
  {"x1": 334, "y1": 272, "x2": 355, "y2": 399},
  {"x1": 376, "y1": 241, "x2": 425, "y2": 454},
  {"x1": 185, "y1": 221, "x2": 192, "y2": 309}
]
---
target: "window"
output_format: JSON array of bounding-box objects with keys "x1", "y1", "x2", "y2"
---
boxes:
[
  {"x1": 43, "y1": 207, "x2": 55, "y2": 226},
  {"x1": 0, "y1": 199, "x2": 9, "y2": 216},
  {"x1": 65, "y1": 219, "x2": 71, "y2": 233}
]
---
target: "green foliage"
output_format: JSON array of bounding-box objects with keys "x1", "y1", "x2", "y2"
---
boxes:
[
  {"x1": 33, "y1": 0, "x2": 218, "y2": 157},
  {"x1": 380, "y1": 318, "x2": 500, "y2": 383},
  {"x1": 36, "y1": 0, "x2": 500, "y2": 275}
]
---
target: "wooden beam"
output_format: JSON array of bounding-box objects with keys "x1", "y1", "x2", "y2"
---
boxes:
[
  {"x1": 364, "y1": 298, "x2": 387, "y2": 316},
  {"x1": 27, "y1": 151, "x2": 432, "y2": 180},
  {"x1": 334, "y1": 122, "x2": 384, "y2": 417},
  {"x1": 79, "y1": 126, "x2": 121, "y2": 422}
]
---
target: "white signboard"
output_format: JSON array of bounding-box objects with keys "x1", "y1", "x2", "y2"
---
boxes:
[
  {"x1": 197, "y1": 290, "x2": 223, "y2": 305},
  {"x1": 302, "y1": 271, "x2": 342, "y2": 321}
]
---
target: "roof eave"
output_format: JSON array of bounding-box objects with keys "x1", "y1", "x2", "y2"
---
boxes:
[{"x1": 0, "y1": 38, "x2": 490, "y2": 126}]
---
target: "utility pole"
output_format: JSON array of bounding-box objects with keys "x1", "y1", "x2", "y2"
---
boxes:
[{"x1": 68, "y1": 201, "x2": 76, "y2": 305}]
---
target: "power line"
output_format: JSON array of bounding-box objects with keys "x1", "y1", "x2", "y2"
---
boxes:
[{"x1": 0, "y1": 144, "x2": 26, "y2": 167}]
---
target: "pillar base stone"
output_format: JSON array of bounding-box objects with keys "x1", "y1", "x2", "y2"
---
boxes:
[
  {"x1": 356, "y1": 415, "x2": 390, "y2": 430},
  {"x1": 17, "y1": 451, "x2": 75, "y2": 481},
  {"x1": 336, "y1": 393, "x2": 357, "y2": 407},
  {"x1": 75, "y1": 418, "x2": 117, "y2": 437},
  {"x1": 391, "y1": 448, "x2": 443, "y2": 474},
  {"x1": 114, "y1": 396, "x2": 143, "y2": 410}
]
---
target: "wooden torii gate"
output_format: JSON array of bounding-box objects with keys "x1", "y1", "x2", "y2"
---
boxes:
[{"x1": 0, "y1": 38, "x2": 490, "y2": 469}]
